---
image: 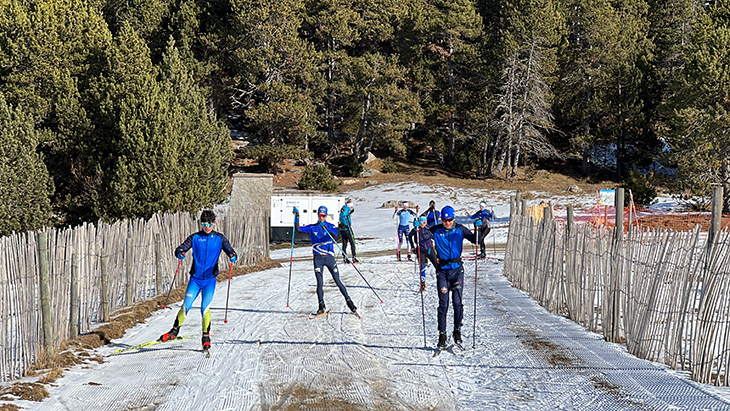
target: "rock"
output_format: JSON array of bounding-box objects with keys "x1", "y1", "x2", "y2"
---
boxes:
[
  {"x1": 381, "y1": 200, "x2": 401, "y2": 208},
  {"x1": 360, "y1": 167, "x2": 380, "y2": 177},
  {"x1": 365, "y1": 180, "x2": 377, "y2": 186},
  {"x1": 567, "y1": 184, "x2": 582, "y2": 193},
  {"x1": 342, "y1": 179, "x2": 358, "y2": 185},
  {"x1": 364, "y1": 152, "x2": 378, "y2": 164}
]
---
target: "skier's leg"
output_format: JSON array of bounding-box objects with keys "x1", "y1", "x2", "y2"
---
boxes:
[
  {"x1": 451, "y1": 267, "x2": 465, "y2": 330},
  {"x1": 325, "y1": 256, "x2": 351, "y2": 301},
  {"x1": 199, "y1": 277, "x2": 217, "y2": 334},
  {"x1": 436, "y1": 270, "x2": 449, "y2": 332},
  {"x1": 313, "y1": 257, "x2": 325, "y2": 304}
]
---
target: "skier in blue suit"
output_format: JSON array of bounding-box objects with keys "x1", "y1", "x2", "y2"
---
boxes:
[
  {"x1": 420, "y1": 200, "x2": 441, "y2": 227},
  {"x1": 393, "y1": 201, "x2": 418, "y2": 261},
  {"x1": 429, "y1": 205, "x2": 479, "y2": 348},
  {"x1": 159, "y1": 210, "x2": 237, "y2": 350},
  {"x1": 409, "y1": 216, "x2": 439, "y2": 291},
  {"x1": 294, "y1": 205, "x2": 357, "y2": 316},
  {"x1": 469, "y1": 200, "x2": 494, "y2": 258}
]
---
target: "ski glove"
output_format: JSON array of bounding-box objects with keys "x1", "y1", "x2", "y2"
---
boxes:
[
  {"x1": 475, "y1": 220, "x2": 483, "y2": 227},
  {"x1": 413, "y1": 220, "x2": 420, "y2": 228},
  {"x1": 176, "y1": 252, "x2": 185, "y2": 260},
  {"x1": 318, "y1": 221, "x2": 327, "y2": 228},
  {"x1": 230, "y1": 254, "x2": 237, "y2": 263}
]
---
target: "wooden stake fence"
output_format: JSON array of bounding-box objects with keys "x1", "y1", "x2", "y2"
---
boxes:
[{"x1": 504, "y1": 190, "x2": 730, "y2": 386}]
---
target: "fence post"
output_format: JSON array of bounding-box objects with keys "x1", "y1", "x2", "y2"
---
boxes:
[
  {"x1": 100, "y1": 248, "x2": 109, "y2": 322},
  {"x1": 155, "y1": 235, "x2": 162, "y2": 296},
  {"x1": 515, "y1": 191, "x2": 522, "y2": 215},
  {"x1": 70, "y1": 253, "x2": 79, "y2": 339},
  {"x1": 521, "y1": 199, "x2": 528, "y2": 217},
  {"x1": 610, "y1": 188, "x2": 625, "y2": 343},
  {"x1": 37, "y1": 232, "x2": 54, "y2": 357},
  {"x1": 125, "y1": 237, "x2": 133, "y2": 306},
  {"x1": 709, "y1": 186, "x2": 723, "y2": 250}
]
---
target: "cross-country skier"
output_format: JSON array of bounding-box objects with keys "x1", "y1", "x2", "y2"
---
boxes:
[
  {"x1": 338, "y1": 202, "x2": 358, "y2": 263},
  {"x1": 158, "y1": 210, "x2": 237, "y2": 351},
  {"x1": 429, "y1": 206, "x2": 479, "y2": 348},
  {"x1": 393, "y1": 201, "x2": 418, "y2": 261},
  {"x1": 469, "y1": 201, "x2": 494, "y2": 259},
  {"x1": 293, "y1": 205, "x2": 357, "y2": 316},
  {"x1": 420, "y1": 200, "x2": 441, "y2": 227},
  {"x1": 408, "y1": 216, "x2": 439, "y2": 291}
]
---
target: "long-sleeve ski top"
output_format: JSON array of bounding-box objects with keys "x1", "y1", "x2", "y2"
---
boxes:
[
  {"x1": 394, "y1": 209, "x2": 416, "y2": 226},
  {"x1": 295, "y1": 217, "x2": 339, "y2": 256},
  {"x1": 428, "y1": 223, "x2": 477, "y2": 270},
  {"x1": 469, "y1": 209, "x2": 494, "y2": 225},
  {"x1": 174, "y1": 230, "x2": 236, "y2": 280},
  {"x1": 420, "y1": 207, "x2": 441, "y2": 227},
  {"x1": 338, "y1": 205, "x2": 353, "y2": 230},
  {"x1": 408, "y1": 226, "x2": 435, "y2": 251}
]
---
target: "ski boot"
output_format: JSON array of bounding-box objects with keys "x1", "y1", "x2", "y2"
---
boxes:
[
  {"x1": 352, "y1": 257, "x2": 359, "y2": 263},
  {"x1": 315, "y1": 301, "x2": 326, "y2": 315},
  {"x1": 478, "y1": 245, "x2": 487, "y2": 259},
  {"x1": 158, "y1": 325, "x2": 180, "y2": 342},
  {"x1": 437, "y1": 331, "x2": 448, "y2": 348},
  {"x1": 407, "y1": 254, "x2": 413, "y2": 261},
  {"x1": 202, "y1": 333, "x2": 211, "y2": 350},
  {"x1": 344, "y1": 256, "x2": 351, "y2": 264},
  {"x1": 346, "y1": 299, "x2": 357, "y2": 313},
  {"x1": 453, "y1": 328, "x2": 462, "y2": 345}
]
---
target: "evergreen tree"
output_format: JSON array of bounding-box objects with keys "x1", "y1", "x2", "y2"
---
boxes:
[
  {"x1": 0, "y1": 94, "x2": 53, "y2": 235},
  {"x1": 668, "y1": 2, "x2": 730, "y2": 211}
]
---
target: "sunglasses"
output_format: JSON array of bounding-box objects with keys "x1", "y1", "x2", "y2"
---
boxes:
[
  {"x1": 201, "y1": 222, "x2": 214, "y2": 227},
  {"x1": 442, "y1": 218, "x2": 454, "y2": 223},
  {"x1": 318, "y1": 214, "x2": 327, "y2": 217}
]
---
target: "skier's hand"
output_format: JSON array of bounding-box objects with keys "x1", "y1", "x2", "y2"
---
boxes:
[
  {"x1": 176, "y1": 251, "x2": 185, "y2": 260},
  {"x1": 475, "y1": 219, "x2": 483, "y2": 227},
  {"x1": 318, "y1": 221, "x2": 326, "y2": 228},
  {"x1": 229, "y1": 254, "x2": 237, "y2": 263},
  {"x1": 413, "y1": 220, "x2": 419, "y2": 228}
]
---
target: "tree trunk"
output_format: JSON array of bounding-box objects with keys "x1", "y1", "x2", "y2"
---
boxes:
[
  {"x1": 354, "y1": 93, "x2": 371, "y2": 158},
  {"x1": 722, "y1": 159, "x2": 730, "y2": 214},
  {"x1": 447, "y1": 35, "x2": 456, "y2": 161},
  {"x1": 327, "y1": 41, "x2": 336, "y2": 143}
]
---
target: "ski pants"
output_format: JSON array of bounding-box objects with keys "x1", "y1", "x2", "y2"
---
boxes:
[
  {"x1": 397, "y1": 225, "x2": 411, "y2": 255},
  {"x1": 417, "y1": 246, "x2": 438, "y2": 282},
  {"x1": 476, "y1": 225, "x2": 491, "y2": 254},
  {"x1": 436, "y1": 265, "x2": 464, "y2": 333},
  {"x1": 313, "y1": 255, "x2": 350, "y2": 304},
  {"x1": 175, "y1": 276, "x2": 216, "y2": 334},
  {"x1": 341, "y1": 228, "x2": 356, "y2": 257}
]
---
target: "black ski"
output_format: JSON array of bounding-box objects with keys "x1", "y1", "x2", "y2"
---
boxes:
[
  {"x1": 433, "y1": 345, "x2": 450, "y2": 357},
  {"x1": 454, "y1": 342, "x2": 465, "y2": 351},
  {"x1": 203, "y1": 349, "x2": 211, "y2": 358}
]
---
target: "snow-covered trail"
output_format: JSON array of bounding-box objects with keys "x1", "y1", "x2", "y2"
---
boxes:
[{"x1": 28, "y1": 254, "x2": 730, "y2": 411}]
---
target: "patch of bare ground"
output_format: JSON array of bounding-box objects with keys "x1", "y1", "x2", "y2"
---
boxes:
[
  {"x1": 510, "y1": 324, "x2": 580, "y2": 368},
  {"x1": 0, "y1": 258, "x2": 281, "y2": 406}
]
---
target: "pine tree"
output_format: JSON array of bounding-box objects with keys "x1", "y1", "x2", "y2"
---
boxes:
[
  {"x1": 668, "y1": 2, "x2": 730, "y2": 211},
  {"x1": 0, "y1": 94, "x2": 53, "y2": 235}
]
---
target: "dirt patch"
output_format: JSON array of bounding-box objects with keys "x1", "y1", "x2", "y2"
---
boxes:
[
  {"x1": 0, "y1": 382, "x2": 49, "y2": 402},
  {"x1": 511, "y1": 325, "x2": 579, "y2": 368},
  {"x1": 280, "y1": 384, "x2": 393, "y2": 411}
]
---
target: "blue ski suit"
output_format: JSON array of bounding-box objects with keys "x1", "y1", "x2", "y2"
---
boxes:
[
  {"x1": 469, "y1": 209, "x2": 494, "y2": 252},
  {"x1": 394, "y1": 208, "x2": 417, "y2": 257},
  {"x1": 428, "y1": 222, "x2": 478, "y2": 333},
  {"x1": 173, "y1": 230, "x2": 236, "y2": 334},
  {"x1": 420, "y1": 207, "x2": 441, "y2": 227},
  {"x1": 295, "y1": 216, "x2": 352, "y2": 305}
]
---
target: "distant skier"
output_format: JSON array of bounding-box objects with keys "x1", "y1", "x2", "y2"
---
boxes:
[
  {"x1": 469, "y1": 201, "x2": 494, "y2": 259},
  {"x1": 429, "y1": 206, "x2": 479, "y2": 348},
  {"x1": 158, "y1": 210, "x2": 237, "y2": 351},
  {"x1": 408, "y1": 216, "x2": 439, "y2": 291},
  {"x1": 338, "y1": 201, "x2": 358, "y2": 263},
  {"x1": 393, "y1": 201, "x2": 419, "y2": 261},
  {"x1": 293, "y1": 205, "x2": 357, "y2": 316},
  {"x1": 420, "y1": 200, "x2": 441, "y2": 227}
]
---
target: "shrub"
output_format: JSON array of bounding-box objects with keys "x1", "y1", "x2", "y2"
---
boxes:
[
  {"x1": 381, "y1": 157, "x2": 398, "y2": 173},
  {"x1": 620, "y1": 168, "x2": 657, "y2": 206},
  {"x1": 298, "y1": 165, "x2": 339, "y2": 192},
  {"x1": 344, "y1": 155, "x2": 363, "y2": 177}
]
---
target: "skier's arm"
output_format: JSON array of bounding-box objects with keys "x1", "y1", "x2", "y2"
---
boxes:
[
  {"x1": 458, "y1": 223, "x2": 478, "y2": 244},
  {"x1": 293, "y1": 208, "x2": 308, "y2": 233},
  {"x1": 174, "y1": 234, "x2": 195, "y2": 258},
  {"x1": 220, "y1": 233, "x2": 237, "y2": 261}
]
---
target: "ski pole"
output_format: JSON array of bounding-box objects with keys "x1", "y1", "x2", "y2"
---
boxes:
[
  {"x1": 324, "y1": 228, "x2": 384, "y2": 303},
  {"x1": 224, "y1": 262, "x2": 233, "y2": 323},
  {"x1": 492, "y1": 206, "x2": 497, "y2": 257},
  {"x1": 286, "y1": 220, "x2": 296, "y2": 308},
  {"x1": 161, "y1": 259, "x2": 183, "y2": 309},
  {"x1": 416, "y1": 227, "x2": 427, "y2": 347},
  {"x1": 473, "y1": 228, "x2": 479, "y2": 349}
]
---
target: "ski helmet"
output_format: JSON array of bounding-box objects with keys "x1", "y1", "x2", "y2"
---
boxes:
[
  {"x1": 318, "y1": 206, "x2": 328, "y2": 215},
  {"x1": 480, "y1": 201, "x2": 487, "y2": 209},
  {"x1": 441, "y1": 206, "x2": 455, "y2": 219}
]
